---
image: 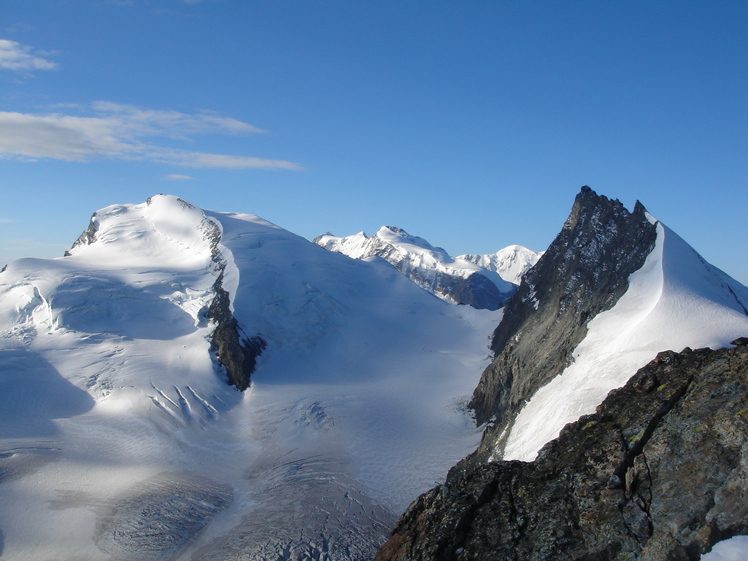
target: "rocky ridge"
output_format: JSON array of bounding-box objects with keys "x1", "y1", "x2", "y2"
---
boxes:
[
  {"x1": 375, "y1": 339, "x2": 748, "y2": 561},
  {"x1": 467, "y1": 186, "x2": 658, "y2": 463},
  {"x1": 206, "y1": 271, "x2": 266, "y2": 391}
]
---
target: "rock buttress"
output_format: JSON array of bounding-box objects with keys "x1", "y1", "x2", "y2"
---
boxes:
[{"x1": 207, "y1": 272, "x2": 265, "y2": 391}]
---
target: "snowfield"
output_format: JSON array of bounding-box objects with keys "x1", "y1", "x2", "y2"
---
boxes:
[
  {"x1": 0, "y1": 195, "x2": 501, "y2": 560},
  {"x1": 702, "y1": 536, "x2": 748, "y2": 561}
]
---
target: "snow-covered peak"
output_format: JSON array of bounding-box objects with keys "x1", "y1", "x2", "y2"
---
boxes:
[
  {"x1": 65, "y1": 194, "x2": 222, "y2": 270},
  {"x1": 0, "y1": 194, "x2": 502, "y2": 559},
  {"x1": 502, "y1": 215, "x2": 748, "y2": 462},
  {"x1": 375, "y1": 226, "x2": 445, "y2": 255},
  {"x1": 459, "y1": 244, "x2": 542, "y2": 285},
  {"x1": 315, "y1": 226, "x2": 522, "y2": 309}
]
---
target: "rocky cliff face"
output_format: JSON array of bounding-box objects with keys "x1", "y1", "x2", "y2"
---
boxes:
[
  {"x1": 375, "y1": 339, "x2": 748, "y2": 561},
  {"x1": 467, "y1": 186, "x2": 658, "y2": 462},
  {"x1": 64, "y1": 215, "x2": 99, "y2": 255},
  {"x1": 206, "y1": 271, "x2": 266, "y2": 391}
]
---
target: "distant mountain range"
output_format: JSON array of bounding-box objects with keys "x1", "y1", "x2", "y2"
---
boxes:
[
  {"x1": 314, "y1": 227, "x2": 540, "y2": 311},
  {"x1": 1, "y1": 187, "x2": 746, "y2": 560}
]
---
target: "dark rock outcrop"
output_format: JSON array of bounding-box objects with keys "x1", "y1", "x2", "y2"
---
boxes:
[
  {"x1": 207, "y1": 272, "x2": 266, "y2": 391},
  {"x1": 441, "y1": 272, "x2": 504, "y2": 311},
  {"x1": 467, "y1": 186, "x2": 657, "y2": 462},
  {"x1": 64, "y1": 214, "x2": 99, "y2": 256},
  {"x1": 375, "y1": 340, "x2": 748, "y2": 561}
]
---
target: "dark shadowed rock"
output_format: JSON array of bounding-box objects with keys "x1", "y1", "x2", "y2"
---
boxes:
[
  {"x1": 207, "y1": 272, "x2": 266, "y2": 391},
  {"x1": 448, "y1": 272, "x2": 503, "y2": 311},
  {"x1": 375, "y1": 342, "x2": 748, "y2": 561},
  {"x1": 64, "y1": 214, "x2": 99, "y2": 256}
]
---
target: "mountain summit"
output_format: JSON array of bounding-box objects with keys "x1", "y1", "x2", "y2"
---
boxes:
[{"x1": 469, "y1": 186, "x2": 748, "y2": 464}]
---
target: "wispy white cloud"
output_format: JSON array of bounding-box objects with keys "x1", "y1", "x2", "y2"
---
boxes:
[
  {"x1": 156, "y1": 152, "x2": 302, "y2": 170},
  {"x1": 0, "y1": 39, "x2": 58, "y2": 73},
  {"x1": 0, "y1": 218, "x2": 19, "y2": 224},
  {"x1": 164, "y1": 174, "x2": 194, "y2": 181},
  {"x1": 0, "y1": 103, "x2": 302, "y2": 170},
  {"x1": 91, "y1": 102, "x2": 264, "y2": 137}
]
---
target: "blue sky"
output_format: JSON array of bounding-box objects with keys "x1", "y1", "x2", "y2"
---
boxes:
[{"x1": 1, "y1": 1, "x2": 747, "y2": 284}]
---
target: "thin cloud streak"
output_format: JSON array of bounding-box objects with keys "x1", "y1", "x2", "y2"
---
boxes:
[
  {"x1": 159, "y1": 152, "x2": 303, "y2": 170},
  {"x1": 0, "y1": 104, "x2": 302, "y2": 171},
  {"x1": 0, "y1": 39, "x2": 58, "y2": 73},
  {"x1": 164, "y1": 174, "x2": 194, "y2": 181},
  {"x1": 91, "y1": 102, "x2": 265, "y2": 137}
]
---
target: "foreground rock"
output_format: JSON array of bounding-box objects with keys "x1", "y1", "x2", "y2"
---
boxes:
[{"x1": 375, "y1": 340, "x2": 748, "y2": 561}]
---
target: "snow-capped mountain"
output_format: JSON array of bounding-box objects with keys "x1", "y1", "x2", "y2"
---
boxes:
[
  {"x1": 314, "y1": 227, "x2": 539, "y2": 310},
  {"x1": 458, "y1": 244, "x2": 542, "y2": 285},
  {"x1": 502, "y1": 215, "x2": 748, "y2": 462},
  {"x1": 0, "y1": 195, "x2": 501, "y2": 560},
  {"x1": 464, "y1": 187, "x2": 748, "y2": 466}
]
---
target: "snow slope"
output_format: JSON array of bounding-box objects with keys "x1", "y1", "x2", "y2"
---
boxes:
[
  {"x1": 0, "y1": 195, "x2": 500, "y2": 560},
  {"x1": 502, "y1": 216, "x2": 748, "y2": 462},
  {"x1": 315, "y1": 226, "x2": 531, "y2": 303}
]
